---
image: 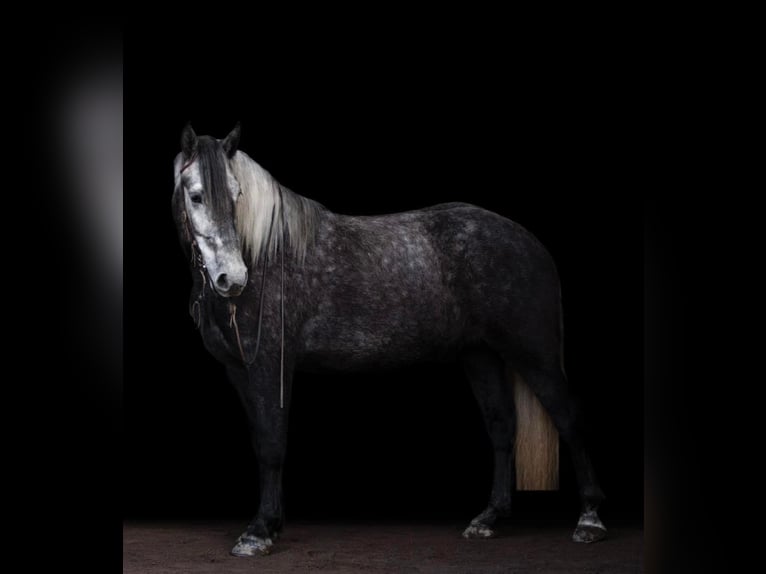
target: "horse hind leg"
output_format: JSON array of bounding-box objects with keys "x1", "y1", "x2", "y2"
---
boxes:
[
  {"x1": 460, "y1": 345, "x2": 516, "y2": 539},
  {"x1": 513, "y1": 359, "x2": 608, "y2": 543}
]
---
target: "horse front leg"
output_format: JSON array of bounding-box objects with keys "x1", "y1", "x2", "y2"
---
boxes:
[{"x1": 227, "y1": 360, "x2": 292, "y2": 557}]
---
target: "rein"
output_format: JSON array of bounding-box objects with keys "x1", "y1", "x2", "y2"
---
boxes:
[{"x1": 181, "y1": 157, "x2": 286, "y2": 409}]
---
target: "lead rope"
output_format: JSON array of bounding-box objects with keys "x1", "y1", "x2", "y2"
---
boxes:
[
  {"x1": 254, "y1": 202, "x2": 276, "y2": 362},
  {"x1": 228, "y1": 202, "x2": 274, "y2": 365},
  {"x1": 252, "y1": 244, "x2": 269, "y2": 360},
  {"x1": 279, "y1": 187, "x2": 286, "y2": 409},
  {"x1": 229, "y1": 302, "x2": 247, "y2": 362}
]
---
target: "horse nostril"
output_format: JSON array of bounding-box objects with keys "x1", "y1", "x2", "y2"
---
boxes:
[{"x1": 216, "y1": 273, "x2": 229, "y2": 288}]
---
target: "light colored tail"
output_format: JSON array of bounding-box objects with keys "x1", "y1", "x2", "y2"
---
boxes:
[{"x1": 512, "y1": 369, "x2": 559, "y2": 490}]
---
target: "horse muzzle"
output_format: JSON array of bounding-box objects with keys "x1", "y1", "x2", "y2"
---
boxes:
[{"x1": 213, "y1": 269, "x2": 248, "y2": 297}]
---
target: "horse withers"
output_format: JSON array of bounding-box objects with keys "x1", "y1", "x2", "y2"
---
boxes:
[{"x1": 172, "y1": 123, "x2": 607, "y2": 557}]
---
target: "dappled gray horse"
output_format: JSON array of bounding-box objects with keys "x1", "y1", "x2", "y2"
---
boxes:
[{"x1": 172, "y1": 124, "x2": 607, "y2": 557}]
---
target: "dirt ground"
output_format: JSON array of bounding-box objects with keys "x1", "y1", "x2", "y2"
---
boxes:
[{"x1": 124, "y1": 520, "x2": 643, "y2": 573}]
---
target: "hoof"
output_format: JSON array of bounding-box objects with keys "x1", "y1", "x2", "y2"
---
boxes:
[
  {"x1": 462, "y1": 523, "x2": 495, "y2": 539},
  {"x1": 572, "y1": 525, "x2": 607, "y2": 544},
  {"x1": 230, "y1": 533, "x2": 273, "y2": 557}
]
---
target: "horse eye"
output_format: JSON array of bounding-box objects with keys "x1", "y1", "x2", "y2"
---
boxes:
[{"x1": 190, "y1": 194, "x2": 203, "y2": 204}]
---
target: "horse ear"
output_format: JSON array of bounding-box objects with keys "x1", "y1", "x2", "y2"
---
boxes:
[
  {"x1": 222, "y1": 122, "x2": 241, "y2": 158},
  {"x1": 181, "y1": 122, "x2": 198, "y2": 159}
]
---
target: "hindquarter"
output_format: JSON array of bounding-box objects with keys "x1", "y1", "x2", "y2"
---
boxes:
[{"x1": 427, "y1": 204, "x2": 563, "y2": 360}]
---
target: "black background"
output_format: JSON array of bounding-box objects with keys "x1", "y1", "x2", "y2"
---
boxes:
[{"x1": 126, "y1": 41, "x2": 643, "y2": 526}]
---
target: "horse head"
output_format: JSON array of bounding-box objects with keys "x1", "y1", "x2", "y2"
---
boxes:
[{"x1": 176, "y1": 123, "x2": 248, "y2": 297}]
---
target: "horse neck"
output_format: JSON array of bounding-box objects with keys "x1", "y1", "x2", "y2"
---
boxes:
[{"x1": 232, "y1": 152, "x2": 325, "y2": 268}]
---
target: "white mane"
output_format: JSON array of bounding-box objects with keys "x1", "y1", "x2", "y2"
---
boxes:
[{"x1": 231, "y1": 151, "x2": 323, "y2": 267}]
